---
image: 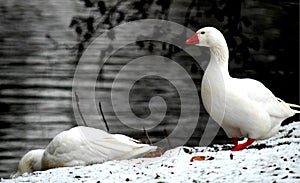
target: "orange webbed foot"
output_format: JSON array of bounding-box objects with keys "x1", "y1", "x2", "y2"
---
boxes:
[{"x1": 231, "y1": 138, "x2": 255, "y2": 151}]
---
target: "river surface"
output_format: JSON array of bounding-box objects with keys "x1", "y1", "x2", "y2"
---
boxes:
[{"x1": 0, "y1": 0, "x2": 85, "y2": 178}]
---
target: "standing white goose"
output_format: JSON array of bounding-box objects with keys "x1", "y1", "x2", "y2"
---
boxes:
[
  {"x1": 186, "y1": 27, "x2": 300, "y2": 151},
  {"x1": 12, "y1": 126, "x2": 157, "y2": 178}
]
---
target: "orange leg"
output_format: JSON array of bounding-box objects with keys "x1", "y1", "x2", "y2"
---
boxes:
[{"x1": 231, "y1": 138, "x2": 255, "y2": 151}]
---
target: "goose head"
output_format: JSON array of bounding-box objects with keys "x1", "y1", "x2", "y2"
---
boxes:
[
  {"x1": 186, "y1": 27, "x2": 229, "y2": 63},
  {"x1": 11, "y1": 149, "x2": 44, "y2": 178},
  {"x1": 186, "y1": 27, "x2": 226, "y2": 47}
]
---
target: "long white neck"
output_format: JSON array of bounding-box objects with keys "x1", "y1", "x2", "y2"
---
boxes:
[
  {"x1": 201, "y1": 42, "x2": 229, "y2": 123},
  {"x1": 207, "y1": 40, "x2": 230, "y2": 78}
]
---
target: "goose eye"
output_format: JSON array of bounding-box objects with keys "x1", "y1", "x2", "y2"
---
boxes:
[{"x1": 200, "y1": 31, "x2": 205, "y2": 35}]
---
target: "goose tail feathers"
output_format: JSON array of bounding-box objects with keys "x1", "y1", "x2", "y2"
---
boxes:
[
  {"x1": 288, "y1": 103, "x2": 300, "y2": 114},
  {"x1": 277, "y1": 98, "x2": 300, "y2": 114}
]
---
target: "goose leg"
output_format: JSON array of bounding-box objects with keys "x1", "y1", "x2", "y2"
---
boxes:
[
  {"x1": 231, "y1": 138, "x2": 255, "y2": 151},
  {"x1": 232, "y1": 138, "x2": 238, "y2": 146}
]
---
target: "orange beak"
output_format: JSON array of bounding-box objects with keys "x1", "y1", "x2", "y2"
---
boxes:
[{"x1": 185, "y1": 33, "x2": 199, "y2": 45}]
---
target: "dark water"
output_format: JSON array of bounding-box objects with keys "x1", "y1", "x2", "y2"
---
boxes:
[
  {"x1": 0, "y1": 0, "x2": 80, "y2": 178},
  {"x1": 0, "y1": 0, "x2": 299, "y2": 179}
]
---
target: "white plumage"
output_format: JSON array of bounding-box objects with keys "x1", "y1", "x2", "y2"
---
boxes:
[
  {"x1": 186, "y1": 27, "x2": 300, "y2": 151},
  {"x1": 12, "y1": 126, "x2": 157, "y2": 177}
]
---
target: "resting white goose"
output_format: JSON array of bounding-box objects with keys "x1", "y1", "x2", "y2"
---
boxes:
[
  {"x1": 186, "y1": 27, "x2": 300, "y2": 151},
  {"x1": 12, "y1": 126, "x2": 157, "y2": 178}
]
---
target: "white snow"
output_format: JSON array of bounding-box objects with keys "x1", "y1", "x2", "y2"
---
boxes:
[{"x1": 2, "y1": 122, "x2": 300, "y2": 183}]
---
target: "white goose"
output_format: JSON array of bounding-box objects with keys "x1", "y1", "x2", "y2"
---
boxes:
[
  {"x1": 186, "y1": 27, "x2": 300, "y2": 151},
  {"x1": 12, "y1": 126, "x2": 157, "y2": 178}
]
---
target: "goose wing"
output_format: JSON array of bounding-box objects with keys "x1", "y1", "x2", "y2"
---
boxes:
[
  {"x1": 43, "y1": 126, "x2": 156, "y2": 167},
  {"x1": 233, "y1": 78, "x2": 294, "y2": 119}
]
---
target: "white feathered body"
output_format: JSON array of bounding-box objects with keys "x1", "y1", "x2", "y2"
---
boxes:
[
  {"x1": 12, "y1": 126, "x2": 157, "y2": 177},
  {"x1": 42, "y1": 126, "x2": 157, "y2": 169},
  {"x1": 201, "y1": 58, "x2": 295, "y2": 140}
]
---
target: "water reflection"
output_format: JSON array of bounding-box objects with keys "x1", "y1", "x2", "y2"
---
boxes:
[{"x1": 0, "y1": 0, "x2": 78, "y2": 177}]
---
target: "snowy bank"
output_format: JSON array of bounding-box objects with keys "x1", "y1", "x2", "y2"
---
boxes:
[{"x1": 2, "y1": 122, "x2": 300, "y2": 183}]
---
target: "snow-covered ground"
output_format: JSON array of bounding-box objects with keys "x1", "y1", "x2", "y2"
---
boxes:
[{"x1": 2, "y1": 122, "x2": 300, "y2": 183}]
